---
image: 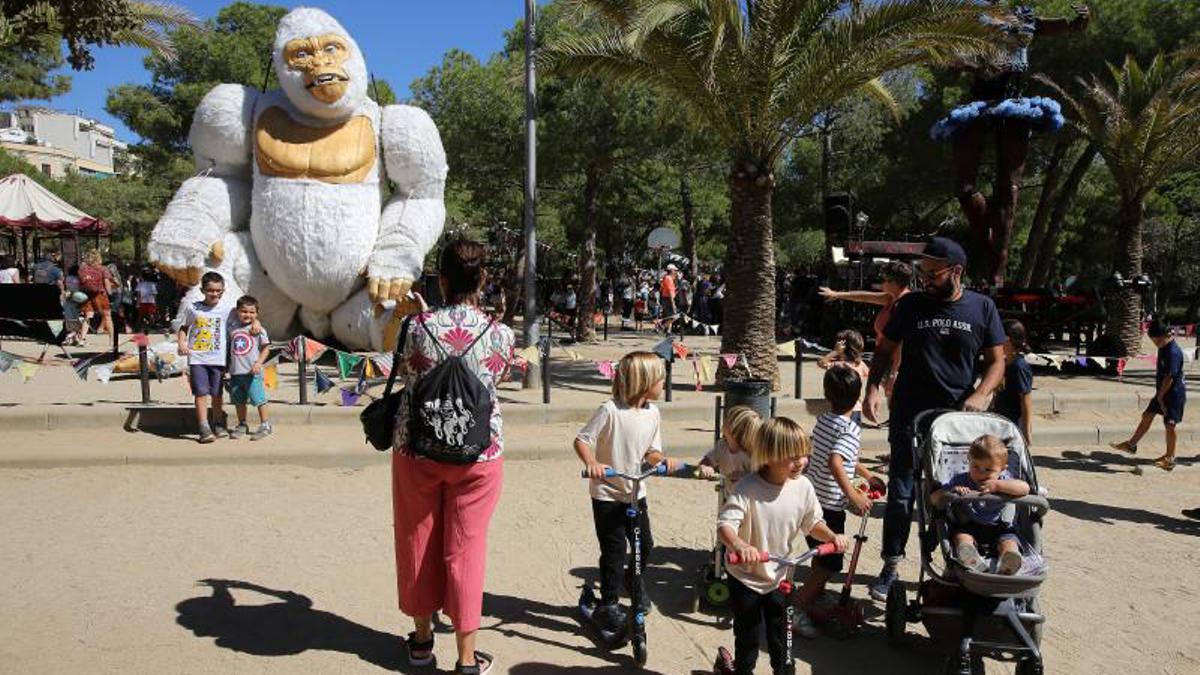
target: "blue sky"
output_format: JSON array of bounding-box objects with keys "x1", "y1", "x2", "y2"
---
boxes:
[{"x1": 25, "y1": 1, "x2": 541, "y2": 142}]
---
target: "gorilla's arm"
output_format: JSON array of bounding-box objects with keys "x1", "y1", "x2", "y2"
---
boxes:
[
  {"x1": 369, "y1": 104, "x2": 448, "y2": 303},
  {"x1": 149, "y1": 84, "x2": 257, "y2": 286}
]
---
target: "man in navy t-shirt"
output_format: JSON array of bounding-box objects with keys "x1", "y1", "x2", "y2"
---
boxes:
[{"x1": 862, "y1": 237, "x2": 1007, "y2": 601}]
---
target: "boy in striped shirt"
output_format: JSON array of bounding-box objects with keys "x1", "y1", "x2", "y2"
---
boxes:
[{"x1": 794, "y1": 365, "x2": 881, "y2": 637}]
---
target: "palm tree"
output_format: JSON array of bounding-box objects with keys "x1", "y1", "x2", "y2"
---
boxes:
[
  {"x1": 1040, "y1": 52, "x2": 1200, "y2": 356},
  {"x1": 545, "y1": 0, "x2": 996, "y2": 386},
  {"x1": 113, "y1": 1, "x2": 200, "y2": 64},
  {"x1": 0, "y1": 1, "x2": 198, "y2": 68}
]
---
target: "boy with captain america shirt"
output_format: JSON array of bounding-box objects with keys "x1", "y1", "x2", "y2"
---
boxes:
[{"x1": 227, "y1": 295, "x2": 272, "y2": 440}]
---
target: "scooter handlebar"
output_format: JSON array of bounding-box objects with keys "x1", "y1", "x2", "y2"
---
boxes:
[
  {"x1": 726, "y1": 543, "x2": 839, "y2": 566},
  {"x1": 725, "y1": 551, "x2": 771, "y2": 565}
]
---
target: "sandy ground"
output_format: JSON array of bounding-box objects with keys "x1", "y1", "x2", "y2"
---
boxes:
[{"x1": 1, "y1": 433, "x2": 1197, "y2": 674}]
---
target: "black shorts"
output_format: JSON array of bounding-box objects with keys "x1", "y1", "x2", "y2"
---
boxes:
[
  {"x1": 1146, "y1": 394, "x2": 1185, "y2": 426},
  {"x1": 806, "y1": 508, "x2": 845, "y2": 573}
]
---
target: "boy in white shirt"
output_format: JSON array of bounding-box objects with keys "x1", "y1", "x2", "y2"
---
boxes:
[
  {"x1": 177, "y1": 272, "x2": 234, "y2": 443},
  {"x1": 718, "y1": 417, "x2": 847, "y2": 675}
]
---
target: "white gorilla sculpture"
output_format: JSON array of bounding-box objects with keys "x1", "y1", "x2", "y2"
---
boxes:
[{"x1": 149, "y1": 7, "x2": 446, "y2": 351}]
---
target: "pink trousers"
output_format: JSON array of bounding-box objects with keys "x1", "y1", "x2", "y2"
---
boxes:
[{"x1": 392, "y1": 453, "x2": 504, "y2": 633}]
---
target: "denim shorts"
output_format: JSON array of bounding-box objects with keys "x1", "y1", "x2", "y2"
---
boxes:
[
  {"x1": 189, "y1": 365, "x2": 225, "y2": 397},
  {"x1": 228, "y1": 373, "x2": 268, "y2": 407}
]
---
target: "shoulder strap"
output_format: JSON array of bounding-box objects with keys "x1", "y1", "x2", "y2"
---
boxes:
[
  {"x1": 463, "y1": 318, "x2": 495, "y2": 354},
  {"x1": 418, "y1": 315, "x2": 449, "y2": 358},
  {"x1": 380, "y1": 316, "x2": 413, "y2": 399}
]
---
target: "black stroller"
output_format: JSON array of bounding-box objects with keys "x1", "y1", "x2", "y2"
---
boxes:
[{"x1": 885, "y1": 410, "x2": 1050, "y2": 675}]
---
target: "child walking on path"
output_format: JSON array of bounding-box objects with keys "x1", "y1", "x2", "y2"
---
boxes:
[
  {"x1": 718, "y1": 417, "x2": 848, "y2": 675},
  {"x1": 1112, "y1": 320, "x2": 1187, "y2": 470},
  {"x1": 697, "y1": 405, "x2": 760, "y2": 495},
  {"x1": 177, "y1": 272, "x2": 233, "y2": 443},
  {"x1": 931, "y1": 435, "x2": 1030, "y2": 574},
  {"x1": 794, "y1": 366, "x2": 882, "y2": 638},
  {"x1": 817, "y1": 329, "x2": 871, "y2": 424},
  {"x1": 226, "y1": 295, "x2": 272, "y2": 440},
  {"x1": 993, "y1": 319, "x2": 1034, "y2": 446},
  {"x1": 575, "y1": 351, "x2": 680, "y2": 635}
]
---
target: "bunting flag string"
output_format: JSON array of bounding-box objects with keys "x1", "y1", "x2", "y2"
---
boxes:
[{"x1": 286, "y1": 336, "x2": 330, "y2": 362}]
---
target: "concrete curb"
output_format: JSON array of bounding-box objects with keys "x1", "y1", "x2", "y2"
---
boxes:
[{"x1": 4, "y1": 423, "x2": 1195, "y2": 469}]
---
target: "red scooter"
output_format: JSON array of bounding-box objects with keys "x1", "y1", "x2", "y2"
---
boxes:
[{"x1": 806, "y1": 477, "x2": 887, "y2": 639}]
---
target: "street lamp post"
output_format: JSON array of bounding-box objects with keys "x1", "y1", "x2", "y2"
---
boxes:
[{"x1": 522, "y1": 0, "x2": 541, "y2": 390}]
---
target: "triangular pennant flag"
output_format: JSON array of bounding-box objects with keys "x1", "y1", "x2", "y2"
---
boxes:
[
  {"x1": 560, "y1": 347, "x2": 584, "y2": 362},
  {"x1": 363, "y1": 357, "x2": 375, "y2": 379},
  {"x1": 1089, "y1": 356, "x2": 1107, "y2": 368},
  {"x1": 697, "y1": 356, "x2": 716, "y2": 384},
  {"x1": 652, "y1": 338, "x2": 674, "y2": 361},
  {"x1": 519, "y1": 345, "x2": 540, "y2": 366},
  {"x1": 17, "y1": 361, "x2": 38, "y2": 382},
  {"x1": 776, "y1": 341, "x2": 796, "y2": 357},
  {"x1": 371, "y1": 353, "x2": 393, "y2": 377},
  {"x1": 93, "y1": 363, "x2": 115, "y2": 384},
  {"x1": 721, "y1": 354, "x2": 739, "y2": 369},
  {"x1": 337, "y1": 351, "x2": 364, "y2": 379},
  {"x1": 0, "y1": 350, "x2": 17, "y2": 374},
  {"x1": 355, "y1": 362, "x2": 369, "y2": 394},
  {"x1": 597, "y1": 360, "x2": 616, "y2": 380},
  {"x1": 262, "y1": 363, "x2": 279, "y2": 391},
  {"x1": 306, "y1": 338, "x2": 329, "y2": 361},
  {"x1": 1075, "y1": 356, "x2": 1088, "y2": 367},
  {"x1": 672, "y1": 342, "x2": 689, "y2": 360},
  {"x1": 132, "y1": 333, "x2": 150, "y2": 348},
  {"x1": 72, "y1": 355, "x2": 95, "y2": 381},
  {"x1": 1116, "y1": 358, "x2": 1128, "y2": 376},
  {"x1": 340, "y1": 388, "x2": 361, "y2": 406},
  {"x1": 313, "y1": 367, "x2": 335, "y2": 394}
]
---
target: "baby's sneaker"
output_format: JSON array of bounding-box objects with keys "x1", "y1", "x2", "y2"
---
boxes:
[
  {"x1": 998, "y1": 550, "x2": 1023, "y2": 576},
  {"x1": 228, "y1": 423, "x2": 249, "y2": 440},
  {"x1": 955, "y1": 542, "x2": 988, "y2": 572}
]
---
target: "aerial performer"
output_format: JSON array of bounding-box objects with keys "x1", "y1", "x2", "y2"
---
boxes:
[
  {"x1": 148, "y1": 7, "x2": 447, "y2": 350},
  {"x1": 930, "y1": 1, "x2": 1089, "y2": 287}
]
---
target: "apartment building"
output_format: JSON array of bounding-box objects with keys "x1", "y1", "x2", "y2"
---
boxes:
[{"x1": 0, "y1": 107, "x2": 128, "y2": 178}]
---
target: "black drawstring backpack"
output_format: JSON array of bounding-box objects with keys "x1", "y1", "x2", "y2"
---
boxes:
[{"x1": 404, "y1": 317, "x2": 495, "y2": 464}]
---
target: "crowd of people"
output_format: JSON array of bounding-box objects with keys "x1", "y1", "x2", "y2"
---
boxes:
[{"x1": 0, "y1": 248, "x2": 181, "y2": 344}]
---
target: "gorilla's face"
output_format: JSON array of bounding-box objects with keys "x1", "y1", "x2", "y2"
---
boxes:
[{"x1": 282, "y1": 33, "x2": 351, "y2": 104}]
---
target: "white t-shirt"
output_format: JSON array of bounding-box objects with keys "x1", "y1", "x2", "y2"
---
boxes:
[
  {"x1": 180, "y1": 300, "x2": 234, "y2": 366},
  {"x1": 576, "y1": 399, "x2": 663, "y2": 502},
  {"x1": 805, "y1": 413, "x2": 861, "y2": 511},
  {"x1": 704, "y1": 438, "x2": 753, "y2": 498},
  {"x1": 718, "y1": 473, "x2": 824, "y2": 595},
  {"x1": 0, "y1": 268, "x2": 19, "y2": 283}
]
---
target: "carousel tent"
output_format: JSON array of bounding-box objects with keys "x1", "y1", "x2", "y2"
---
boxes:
[{"x1": 0, "y1": 173, "x2": 108, "y2": 234}]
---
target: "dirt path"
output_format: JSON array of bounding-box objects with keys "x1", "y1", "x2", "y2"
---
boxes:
[{"x1": 1, "y1": 441, "x2": 1197, "y2": 674}]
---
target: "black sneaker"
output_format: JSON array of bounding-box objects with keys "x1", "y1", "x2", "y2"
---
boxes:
[{"x1": 594, "y1": 602, "x2": 627, "y2": 637}]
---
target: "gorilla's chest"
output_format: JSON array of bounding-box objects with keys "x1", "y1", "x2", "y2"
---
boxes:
[{"x1": 254, "y1": 106, "x2": 377, "y2": 184}]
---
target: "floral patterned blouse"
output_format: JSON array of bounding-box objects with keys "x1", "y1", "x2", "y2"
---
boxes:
[{"x1": 392, "y1": 304, "x2": 515, "y2": 461}]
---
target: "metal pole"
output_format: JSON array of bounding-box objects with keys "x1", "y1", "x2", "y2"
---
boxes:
[
  {"x1": 665, "y1": 353, "x2": 673, "y2": 403},
  {"x1": 541, "y1": 338, "x2": 551, "y2": 404},
  {"x1": 112, "y1": 315, "x2": 119, "y2": 355},
  {"x1": 713, "y1": 395, "x2": 723, "y2": 446},
  {"x1": 521, "y1": 0, "x2": 541, "y2": 390},
  {"x1": 138, "y1": 343, "x2": 151, "y2": 404},
  {"x1": 297, "y1": 336, "x2": 309, "y2": 405},
  {"x1": 603, "y1": 310, "x2": 608, "y2": 340},
  {"x1": 794, "y1": 338, "x2": 802, "y2": 400}
]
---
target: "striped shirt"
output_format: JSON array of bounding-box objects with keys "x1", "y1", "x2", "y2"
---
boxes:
[{"x1": 805, "y1": 413, "x2": 861, "y2": 511}]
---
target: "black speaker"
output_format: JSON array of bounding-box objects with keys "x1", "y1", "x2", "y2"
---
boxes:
[{"x1": 824, "y1": 192, "x2": 853, "y2": 228}]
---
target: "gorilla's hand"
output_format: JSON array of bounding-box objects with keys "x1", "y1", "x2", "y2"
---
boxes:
[
  {"x1": 155, "y1": 241, "x2": 225, "y2": 287},
  {"x1": 368, "y1": 276, "x2": 414, "y2": 305}
]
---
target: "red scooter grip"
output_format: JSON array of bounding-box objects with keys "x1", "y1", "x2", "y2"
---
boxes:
[
  {"x1": 814, "y1": 542, "x2": 838, "y2": 556},
  {"x1": 726, "y1": 550, "x2": 771, "y2": 565}
]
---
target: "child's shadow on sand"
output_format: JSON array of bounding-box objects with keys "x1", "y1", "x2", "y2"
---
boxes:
[{"x1": 175, "y1": 578, "x2": 413, "y2": 672}]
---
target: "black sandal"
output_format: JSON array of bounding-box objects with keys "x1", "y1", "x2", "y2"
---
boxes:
[
  {"x1": 455, "y1": 651, "x2": 495, "y2": 674},
  {"x1": 405, "y1": 631, "x2": 434, "y2": 667}
]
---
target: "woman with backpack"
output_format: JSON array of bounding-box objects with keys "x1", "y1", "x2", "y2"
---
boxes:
[
  {"x1": 391, "y1": 236, "x2": 514, "y2": 675},
  {"x1": 78, "y1": 249, "x2": 115, "y2": 339}
]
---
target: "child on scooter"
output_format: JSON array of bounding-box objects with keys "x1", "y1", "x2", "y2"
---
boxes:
[
  {"x1": 697, "y1": 405, "x2": 761, "y2": 495},
  {"x1": 793, "y1": 366, "x2": 882, "y2": 637},
  {"x1": 574, "y1": 351, "x2": 680, "y2": 637},
  {"x1": 718, "y1": 417, "x2": 848, "y2": 675}
]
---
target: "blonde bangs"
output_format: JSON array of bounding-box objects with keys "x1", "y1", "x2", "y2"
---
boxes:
[
  {"x1": 750, "y1": 416, "x2": 810, "y2": 470},
  {"x1": 612, "y1": 351, "x2": 666, "y2": 405},
  {"x1": 723, "y1": 405, "x2": 762, "y2": 449}
]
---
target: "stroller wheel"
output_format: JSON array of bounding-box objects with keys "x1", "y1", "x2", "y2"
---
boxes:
[
  {"x1": 885, "y1": 580, "x2": 907, "y2": 646},
  {"x1": 1016, "y1": 657, "x2": 1043, "y2": 675},
  {"x1": 705, "y1": 579, "x2": 731, "y2": 607}
]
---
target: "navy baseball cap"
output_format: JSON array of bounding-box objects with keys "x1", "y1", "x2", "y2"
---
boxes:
[{"x1": 922, "y1": 236, "x2": 967, "y2": 267}]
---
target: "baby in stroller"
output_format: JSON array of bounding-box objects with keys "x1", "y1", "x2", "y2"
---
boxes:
[{"x1": 931, "y1": 434, "x2": 1029, "y2": 575}]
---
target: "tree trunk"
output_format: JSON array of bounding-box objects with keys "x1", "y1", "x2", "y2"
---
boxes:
[
  {"x1": 1015, "y1": 137, "x2": 1070, "y2": 286},
  {"x1": 721, "y1": 161, "x2": 779, "y2": 389},
  {"x1": 1105, "y1": 197, "x2": 1145, "y2": 357},
  {"x1": 680, "y1": 173, "x2": 698, "y2": 282},
  {"x1": 1032, "y1": 144, "x2": 1098, "y2": 287},
  {"x1": 576, "y1": 168, "x2": 601, "y2": 342},
  {"x1": 820, "y1": 126, "x2": 835, "y2": 273}
]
